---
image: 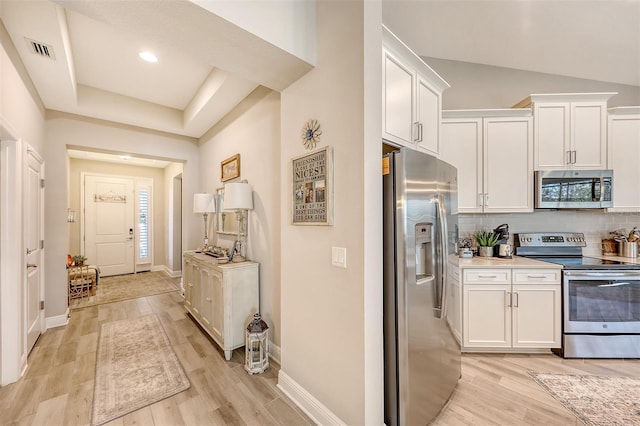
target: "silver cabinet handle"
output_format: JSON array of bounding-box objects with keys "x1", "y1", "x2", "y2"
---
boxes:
[
  {"x1": 572, "y1": 150, "x2": 577, "y2": 164},
  {"x1": 478, "y1": 193, "x2": 484, "y2": 207},
  {"x1": 566, "y1": 150, "x2": 571, "y2": 164},
  {"x1": 526, "y1": 275, "x2": 546, "y2": 279},
  {"x1": 485, "y1": 193, "x2": 489, "y2": 206},
  {"x1": 513, "y1": 292, "x2": 519, "y2": 307},
  {"x1": 413, "y1": 121, "x2": 420, "y2": 142},
  {"x1": 418, "y1": 123, "x2": 423, "y2": 142},
  {"x1": 507, "y1": 292, "x2": 512, "y2": 307},
  {"x1": 478, "y1": 275, "x2": 497, "y2": 279}
]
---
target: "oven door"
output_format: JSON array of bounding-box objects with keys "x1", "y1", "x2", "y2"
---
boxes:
[{"x1": 563, "y1": 270, "x2": 640, "y2": 333}]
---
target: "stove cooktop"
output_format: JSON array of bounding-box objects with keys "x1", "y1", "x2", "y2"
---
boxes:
[{"x1": 528, "y1": 256, "x2": 640, "y2": 270}]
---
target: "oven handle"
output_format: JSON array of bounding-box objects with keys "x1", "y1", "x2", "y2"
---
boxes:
[
  {"x1": 598, "y1": 282, "x2": 632, "y2": 287},
  {"x1": 564, "y1": 271, "x2": 640, "y2": 278}
]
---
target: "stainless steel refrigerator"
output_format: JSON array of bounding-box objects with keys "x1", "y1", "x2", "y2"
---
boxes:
[{"x1": 383, "y1": 147, "x2": 461, "y2": 425}]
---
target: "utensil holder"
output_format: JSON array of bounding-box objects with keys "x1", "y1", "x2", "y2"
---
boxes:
[{"x1": 619, "y1": 242, "x2": 638, "y2": 258}]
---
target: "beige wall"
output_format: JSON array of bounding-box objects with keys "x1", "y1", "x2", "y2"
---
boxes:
[
  {"x1": 68, "y1": 158, "x2": 169, "y2": 270},
  {"x1": 0, "y1": 21, "x2": 45, "y2": 147},
  {"x1": 425, "y1": 57, "x2": 640, "y2": 110},
  {"x1": 165, "y1": 163, "x2": 184, "y2": 273},
  {"x1": 198, "y1": 87, "x2": 282, "y2": 349},
  {"x1": 279, "y1": 1, "x2": 383, "y2": 424},
  {"x1": 44, "y1": 113, "x2": 200, "y2": 319}
]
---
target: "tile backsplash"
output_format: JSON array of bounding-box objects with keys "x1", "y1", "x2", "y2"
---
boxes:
[{"x1": 458, "y1": 211, "x2": 640, "y2": 256}]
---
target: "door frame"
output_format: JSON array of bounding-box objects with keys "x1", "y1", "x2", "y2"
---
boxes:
[
  {"x1": 0, "y1": 138, "x2": 28, "y2": 385},
  {"x1": 81, "y1": 172, "x2": 153, "y2": 274}
]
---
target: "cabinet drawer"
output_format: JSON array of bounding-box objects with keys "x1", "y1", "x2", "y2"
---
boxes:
[
  {"x1": 513, "y1": 269, "x2": 560, "y2": 284},
  {"x1": 463, "y1": 269, "x2": 511, "y2": 284}
]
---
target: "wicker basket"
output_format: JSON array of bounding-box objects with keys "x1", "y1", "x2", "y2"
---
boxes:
[{"x1": 601, "y1": 239, "x2": 618, "y2": 255}]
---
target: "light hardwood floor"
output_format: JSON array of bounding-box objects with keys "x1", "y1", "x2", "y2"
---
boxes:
[
  {"x1": 2, "y1": 283, "x2": 639, "y2": 425},
  {"x1": 0, "y1": 290, "x2": 313, "y2": 426}
]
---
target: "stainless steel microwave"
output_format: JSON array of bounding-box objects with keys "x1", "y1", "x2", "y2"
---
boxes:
[{"x1": 535, "y1": 170, "x2": 613, "y2": 209}]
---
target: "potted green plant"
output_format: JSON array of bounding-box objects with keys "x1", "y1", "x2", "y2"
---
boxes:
[
  {"x1": 72, "y1": 254, "x2": 87, "y2": 266},
  {"x1": 474, "y1": 230, "x2": 500, "y2": 257}
]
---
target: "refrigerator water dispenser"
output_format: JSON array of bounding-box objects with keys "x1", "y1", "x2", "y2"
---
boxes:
[{"x1": 415, "y1": 223, "x2": 434, "y2": 284}]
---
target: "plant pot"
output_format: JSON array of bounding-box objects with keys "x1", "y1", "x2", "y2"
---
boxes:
[{"x1": 478, "y1": 246, "x2": 494, "y2": 257}]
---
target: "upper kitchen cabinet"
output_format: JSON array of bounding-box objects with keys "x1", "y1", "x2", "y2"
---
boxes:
[
  {"x1": 382, "y1": 25, "x2": 450, "y2": 154},
  {"x1": 608, "y1": 107, "x2": 640, "y2": 212},
  {"x1": 513, "y1": 93, "x2": 616, "y2": 170},
  {"x1": 441, "y1": 109, "x2": 533, "y2": 213}
]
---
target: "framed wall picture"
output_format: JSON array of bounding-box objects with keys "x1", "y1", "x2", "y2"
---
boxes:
[
  {"x1": 292, "y1": 146, "x2": 333, "y2": 225},
  {"x1": 221, "y1": 154, "x2": 240, "y2": 182}
]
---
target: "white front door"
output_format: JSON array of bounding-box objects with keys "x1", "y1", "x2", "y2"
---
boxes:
[
  {"x1": 84, "y1": 175, "x2": 135, "y2": 276},
  {"x1": 25, "y1": 147, "x2": 43, "y2": 353}
]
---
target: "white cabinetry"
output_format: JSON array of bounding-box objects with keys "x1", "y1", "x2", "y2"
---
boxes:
[
  {"x1": 183, "y1": 251, "x2": 259, "y2": 360},
  {"x1": 513, "y1": 93, "x2": 615, "y2": 170},
  {"x1": 462, "y1": 268, "x2": 561, "y2": 351},
  {"x1": 446, "y1": 263, "x2": 462, "y2": 344},
  {"x1": 607, "y1": 107, "x2": 640, "y2": 212},
  {"x1": 382, "y1": 25, "x2": 449, "y2": 154},
  {"x1": 441, "y1": 110, "x2": 533, "y2": 213}
]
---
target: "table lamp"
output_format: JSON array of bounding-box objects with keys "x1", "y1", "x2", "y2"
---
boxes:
[
  {"x1": 193, "y1": 192, "x2": 216, "y2": 251},
  {"x1": 224, "y1": 182, "x2": 253, "y2": 262}
]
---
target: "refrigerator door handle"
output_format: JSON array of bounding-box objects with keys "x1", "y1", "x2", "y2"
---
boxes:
[{"x1": 435, "y1": 194, "x2": 448, "y2": 319}]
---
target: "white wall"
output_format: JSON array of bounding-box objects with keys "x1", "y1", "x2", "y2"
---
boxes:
[
  {"x1": 44, "y1": 112, "x2": 199, "y2": 319},
  {"x1": 279, "y1": 1, "x2": 383, "y2": 424},
  {"x1": 198, "y1": 87, "x2": 282, "y2": 350},
  {"x1": 425, "y1": 57, "x2": 640, "y2": 110},
  {"x1": 68, "y1": 159, "x2": 169, "y2": 269}
]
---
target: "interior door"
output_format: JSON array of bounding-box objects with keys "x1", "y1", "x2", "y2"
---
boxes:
[
  {"x1": 84, "y1": 175, "x2": 134, "y2": 276},
  {"x1": 25, "y1": 147, "x2": 43, "y2": 353}
]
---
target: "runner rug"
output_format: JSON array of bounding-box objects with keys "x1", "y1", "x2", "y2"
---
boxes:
[
  {"x1": 91, "y1": 314, "x2": 191, "y2": 425},
  {"x1": 529, "y1": 372, "x2": 640, "y2": 426}
]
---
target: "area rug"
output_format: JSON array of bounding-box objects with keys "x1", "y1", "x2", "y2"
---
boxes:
[
  {"x1": 91, "y1": 314, "x2": 191, "y2": 425},
  {"x1": 529, "y1": 372, "x2": 640, "y2": 426},
  {"x1": 71, "y1": 271, "x2": 180, "y2": 309}
]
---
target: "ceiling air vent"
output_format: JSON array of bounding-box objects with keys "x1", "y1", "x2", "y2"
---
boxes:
[{"x1": 25, "y1": 38, "x2": 55, "y2": 60}]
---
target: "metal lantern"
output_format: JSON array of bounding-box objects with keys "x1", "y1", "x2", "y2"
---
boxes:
[{"x1": 245, "y1": 313, "x2": 269, "y2": 374}]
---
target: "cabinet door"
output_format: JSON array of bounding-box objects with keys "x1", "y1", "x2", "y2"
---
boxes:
[
  {"x1": 183, "y1": 257, "x2": 194, "y2": 309},
  {"x1": 191, "y1": 263, "x2": 202, "y2": 316},
  {"x1": 483, "y1": 116, "x2": 533, "y2": 212},
  {"x1": 383, "y1": 50, "x2": 414, "y2": 146},
  {"x1": 534, "y1": 103, "x2": 570, "y2": 169},
  {"x1": 440, "y1": 119, "x2": 483, "y2": 212},
  {"x1": 210, "y1": 269, "x2": 224, "y2": 343},
  {"x1": 512, "y1": 284, "x2": 561, "y2": 348},
  {"x1": 199, "y1": 267, "x2": 214, "y2": 329},
  {"x1": 463, "y1": 284, "x2": 511, "y2": 348},
  {"x1": 571, "y1": 102, "x2": 607, "y2": 169},
  {"x1": 416, "y1": 76, "x2": 440, "y2": 154},
  {"x1": 608, "y1": 114, "x2": 640, "y2": 211}
]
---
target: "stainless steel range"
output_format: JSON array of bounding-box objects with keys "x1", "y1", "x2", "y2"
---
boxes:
[{"x1": 515, "y1": 232, "x2": 640, "y2": 358}]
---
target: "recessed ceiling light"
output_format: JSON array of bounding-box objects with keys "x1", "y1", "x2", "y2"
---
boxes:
[
  {"x1": 119, "y1": 155, "x2": 132, "y2": 160},
  {"x1": 139, "y1": 51, "x2": 158, "y2": 63}
]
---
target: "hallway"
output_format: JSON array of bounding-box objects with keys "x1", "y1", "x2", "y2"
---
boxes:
[{"x1": 0, "y1": 290, "x2": 312, "y2": 425}]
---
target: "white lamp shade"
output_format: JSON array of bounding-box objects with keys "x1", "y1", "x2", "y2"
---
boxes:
[
  {"x1": 193, "y1": 193, "x2": 215, "y2": 213},
  {"x1": 224, "y1": 183, "x2": 253, "y2": 210}
]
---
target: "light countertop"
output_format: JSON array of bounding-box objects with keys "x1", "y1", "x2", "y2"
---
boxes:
[
  {"x1": 450, "y1": 254, "x2": 562, "y2": 269},
  {"x1": 592, "y1": 254, "x2": 640, "y2": 265}
]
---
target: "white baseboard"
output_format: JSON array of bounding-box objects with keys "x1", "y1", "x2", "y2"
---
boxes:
[
  {"x1": 277, "y1": 370, "x2": 345, "y2": 426},
  {"x1": 269, "y1": 341, "x2": 281, "y2": 365},
  {"x1": 45, "y1": 308, "x2": 69, "y2": 329},
  {"x1": 152, "y1": 265, "x2": 181, "y2": 277}
]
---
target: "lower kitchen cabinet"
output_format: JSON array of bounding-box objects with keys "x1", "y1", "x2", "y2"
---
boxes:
[
  {"x1": 183, "y1": 251, "x2": 259, "y2": 360},
  {"x1": 446, "y1": 262, "x2": 462, "y2": 344},
  {"x1": 461, "y1": 268, "x2": 561, "y2": 351}
]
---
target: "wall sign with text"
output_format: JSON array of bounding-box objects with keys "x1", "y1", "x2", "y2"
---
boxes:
[{"x1": 291, "y1": 146, "x2": 333, "y2": 225}]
